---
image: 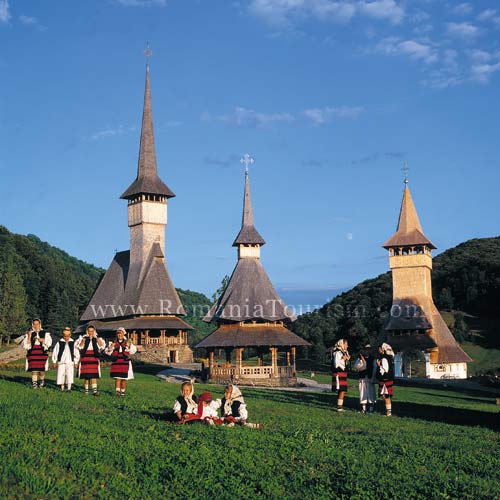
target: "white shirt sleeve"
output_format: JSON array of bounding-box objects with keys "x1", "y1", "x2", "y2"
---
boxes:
[
  {"x1": 334, "y1": 350, "x2": 345, "y2": 370},
  {"x1": 52, "y1": 342, "x2": 60, "y2": 363},
  {"x1": 43, "y1": 333, "x2": 52, "y2": 350},
  {"x1": 173, "y1": 399, "x2": 182, "y2": 413},
  {"x1": 128, "y1": 343, "x2": 137, "y2": 355},
  {"x1": 237, "y1": 403, "x2": 248, "y2": 421},
  {"x1": 379, "y1": 358, "x2": 389, "y2": 376}
]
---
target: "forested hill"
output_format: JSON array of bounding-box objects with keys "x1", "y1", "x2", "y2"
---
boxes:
[
  {"x1": 291, "y1": 236, "x2": 500, "y2": 359},
  {"x1": 0, "y1": 226, "x2": 212, "y2": 342}
]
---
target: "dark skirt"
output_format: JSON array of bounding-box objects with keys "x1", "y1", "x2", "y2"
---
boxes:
[
  {"x1": 332, "y1": 371, "x2": 348, "y2": 394},
  {"x1": 79, "y1": 350, "x2": 100, "y2": 379},
  {"x1": 26, "y1": 345, "x2": 48, "y2": 372},
  {"x1": 110, "y1": 357, "x2": 130, "y2": 379},
  {"x1": 378, "y1": 380, "x2": 394, "y2": 397}
]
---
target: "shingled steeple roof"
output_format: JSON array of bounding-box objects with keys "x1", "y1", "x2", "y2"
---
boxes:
[
  {"x1": 121, "y1": 64, "x2": 175, "y2": 200},
  {"x1": 383, "y1": 182, "x2": 436, "y2": 249},
  {"x1": 233, "y1": 170, "x2": 266, "y2": 247}
]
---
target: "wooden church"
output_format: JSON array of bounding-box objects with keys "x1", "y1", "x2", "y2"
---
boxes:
[
  {"x1": 77, "y1": 57, "x2": 193, "y2": 364},
  {"x1": 382, "y1": 179, "x2": 471, "y2": 379},
  {"x1": 196, "y1": 162, "x2": 309, "y2": 386}
]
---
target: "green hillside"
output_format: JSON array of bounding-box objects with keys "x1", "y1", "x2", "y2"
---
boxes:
[
  {"x1": 292, "y1": 237, "x2": 500, "y2": 363},
  {"x1": 0, "y1": 226, "x2": 212, "y2": 343}
]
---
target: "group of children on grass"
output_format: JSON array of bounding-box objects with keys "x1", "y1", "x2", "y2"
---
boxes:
[
  {"x1": 331, "y1": 338, "x2": 395, "y2": 417},
  {"x1": 22, "y1": 319, "x2": 136, "y2": 397},
  {"x1": 171, "y1": 381, "x2": 262, "y2": 428}
]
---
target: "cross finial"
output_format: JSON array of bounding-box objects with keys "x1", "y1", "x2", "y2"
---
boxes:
[
  {"x1": 144, "y1": 42, "x2": 152, "y2": 71},
  {"x1": 240, "y1": 153, "x2": 254, "y2": 173},
  {"x1": 402, "y1": 162, "x2": 410, "y2": 185}
]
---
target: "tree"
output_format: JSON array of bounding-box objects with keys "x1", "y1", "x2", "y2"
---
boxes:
[
  {"x1": 211, "y1": 275, "x2": 230, "y2": 303},
  {"x1": 438, "y1": 287, "x2": 454, "y2": 310},
  {"x1": 452, "y1": 311, "x2": 469, "y2": 343},
  {"x1": 0, "y1": 254, "x2": 28, "y2": 345}
]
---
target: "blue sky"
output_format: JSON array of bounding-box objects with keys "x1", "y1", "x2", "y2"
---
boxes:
[{"x1": 1, "y1": 0, "x2": 499, "y2": 308}]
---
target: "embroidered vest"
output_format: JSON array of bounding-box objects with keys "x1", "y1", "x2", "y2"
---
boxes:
[{"x1": 57, "y1": 339, "x2": 75, "y2": 362}]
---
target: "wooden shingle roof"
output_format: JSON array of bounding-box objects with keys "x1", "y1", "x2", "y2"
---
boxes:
[
  {"x1": 196, "y1": 323, "x2": 309, "y2": 348},
  {"x1": 203, "y1": 257, "x2": 295, "y2": 323},
  {"x1": 121, "y1": 67, "x2": 175, "y2": 200},
  {"x1": 383, "y1": 185, "x2": 436, "y2": 249},
  {"x1": 80, "y1": 244, "x2": 186, "y2": 323}
]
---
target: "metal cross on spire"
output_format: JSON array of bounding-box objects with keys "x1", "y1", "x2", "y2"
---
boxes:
[
  {"x1": 402, "y1": 162, "x2": 410, "y2": 185},
  {"x1": 144, "y1": 42, "x2": 152, "y2": 71},
  {"x1": 240, "y1": 153, "x2": 254, "y2": 173}
]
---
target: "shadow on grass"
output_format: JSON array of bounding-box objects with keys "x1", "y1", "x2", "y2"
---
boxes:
[{"x1": 246, "y1": 389, "x2": 500, "y2": 432}]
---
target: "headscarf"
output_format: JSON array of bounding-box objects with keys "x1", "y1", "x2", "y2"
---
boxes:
[
  {"x1": 334, "y1": 339, "x2": 348, "y2": 353},
  {"x1": 180, "y1": 382, "x2": 197, "y2": 413},
  {"x1": 224, "y1": 384, "x2": 245, "y2": 415},
  {"x1": 380, "y1": 342, "x2": 395, "y2": 357}
]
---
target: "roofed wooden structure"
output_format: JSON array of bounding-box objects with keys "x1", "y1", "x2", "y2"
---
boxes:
[
  {"x1": 78, "y1": 58, "x2": 193, "y2": 364},
  {"x1": 197, "y1": 167, "x2": 308, "y2": 386},
  {"x1": 383, "y1": 181, "x2": 471, "y2": 376}
]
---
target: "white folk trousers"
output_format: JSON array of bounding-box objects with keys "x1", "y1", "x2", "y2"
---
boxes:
[{"x1": 56, "y1": 363, "x2": 75, "y2": 386}]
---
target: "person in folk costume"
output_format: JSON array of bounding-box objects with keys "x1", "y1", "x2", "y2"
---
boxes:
[
  {"x1": 22, "y1": 319, "x2": 52, "y2": 389},
  {"x1": 331, "y1": 338, "x2": 350, "y2": 412},
  {"x1": 52, "y1": 327, "x2": 80, "y2": 392},
  {"x1": 173, "y1": 381, "x2": 199, "y2": 423},
  {"x1": 105, "y1": 327, "x2": 137, "y2": 397},
  {"x1": 76, "y1": 325, "x2": 105, "y2": 396},
  {"x1": 196, "y1": 392, "x2": 224, "y2": 425},
  {"x1": 354, "y1": 344, "x2": 377, "y2": 414},
  {"x1": 218, "y1": 384, "x2": 262, "y2": 428},
  {"x1": 377, "y1": 343, "x2": 395, "y2": 417}
]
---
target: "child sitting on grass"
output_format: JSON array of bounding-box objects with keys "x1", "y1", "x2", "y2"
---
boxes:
[
  {"x1": 173, "y1": 381, "x2": 198, "y2": 423},
  {"x1": 218, "y1": 384, "x2": 262, "y2": 429}
]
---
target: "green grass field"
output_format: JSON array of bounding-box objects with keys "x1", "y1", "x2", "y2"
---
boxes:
[{"x1": 0, "y1": 366, "x2": 499, "y2": 500}]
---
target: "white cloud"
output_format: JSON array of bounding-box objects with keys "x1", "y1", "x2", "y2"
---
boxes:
[
  {"x1": 466, "y1": 49, "x2": 491, "y2": 63},
  {"x1": 202, "y1": 107, "x2": 294, "y2": 127},
  {"x1": 470, "y1": 62, "x2": 500, "y2": 83},
  {"x1": 248, "y1": 0, "x2": 404, "y2": 25},
  {"x1": 85, "y1": 125, "x2": 135, "y2": 141},
  {"x1": 376, "y1": 37, "x2": 438, "y2": 64},
  {"x1": 303, "y1": 105, "x2": 364, "y2": 124},
  {"x1": 451, "y1": 3, "x2": 472, "y2": 16},
  {"x1": 115, "y1": 0, "x2": 167, "y2": 6},
  {"x1": 476, "y1": 8, "x2": 500, "y2": 26},
  {"x1": 446, "y1": 22, "x2": 480, "y2": 39},
  {"x1": 248, "y1": 0, "x2": 356, "y2": 25},
  {"x1": 19, "y1": 15, "x2": 47, "y2": 31},
  {"x1": 0, "y1": 0, "x2": 11, "y2": 23},
  {"x1": 358, "y1": 0, "x2": 404, "y2": 25}
]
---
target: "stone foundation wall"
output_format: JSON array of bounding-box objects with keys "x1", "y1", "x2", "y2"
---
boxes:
[{"x1": 135, "y1": 344, "x2": 193, "y2": 365}]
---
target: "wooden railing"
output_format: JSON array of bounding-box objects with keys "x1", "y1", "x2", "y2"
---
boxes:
[{"x1": 210, "y1": 365, "x2": 295, "y2": 379}]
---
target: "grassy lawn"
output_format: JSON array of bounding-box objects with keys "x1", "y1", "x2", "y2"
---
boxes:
[{"x1": 0, "y1": 366, "x2": 499, "y2": 499}]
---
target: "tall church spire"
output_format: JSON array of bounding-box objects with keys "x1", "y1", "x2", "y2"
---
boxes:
[
  {"x1": 233, "y1": 158, "x2": 266, "y2": 247},
  {"x1": 383, "y1": 181, "x2": 435, "y2": 249},
  {"x1": 121, "y1": 48, "x2": 175, "y2": 200}
]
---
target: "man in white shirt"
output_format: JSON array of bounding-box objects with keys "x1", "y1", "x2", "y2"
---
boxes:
[{"x1": 52, "y1": 327, "x2": 80, "y2": 392}]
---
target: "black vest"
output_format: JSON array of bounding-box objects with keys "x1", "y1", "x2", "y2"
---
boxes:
[
  {"x1": 358, "y1": 355, "x2": 375, "y2": 379},
  {"x1": 378, "y1": 354, "x2": 395, "y2": 382},
  {"x1": 57, "y1": 339, "x2": 75, "y2": 362},
  {"x1": 176, "y1": 395, "x2": 197, "y2": 415},
  {"x1": 221, "y1": 398, "x2": 242, "y2": 418},
  {"x1": 27, "y1": 330, "x2": 46, "y2": 354},
  {"x1": 82, "y1": 337, "x2": 100, "y2": 357}
]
